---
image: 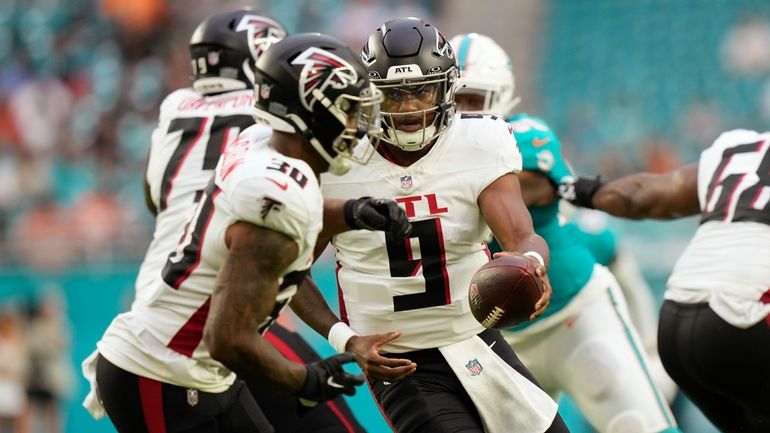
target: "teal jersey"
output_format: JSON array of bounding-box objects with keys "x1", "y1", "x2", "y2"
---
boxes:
[
  {"x1": 569, "y1": 210, "x2": 619, "y2": 267},
  {"x1": 492, "y1": 113, "x2": 598, "y2": 328}
]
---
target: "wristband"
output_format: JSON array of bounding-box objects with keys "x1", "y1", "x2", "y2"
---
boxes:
[
  {"x1": 523, "y1": 251, "x2": 545, "y2": 268},
  {"x1": 328, "y1": 322, "x2": 358, "y2": 353}
]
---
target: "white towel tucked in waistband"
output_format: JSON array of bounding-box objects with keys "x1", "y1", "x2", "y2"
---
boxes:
[
  {"x1": 438, "y1": 335, "x2": 558, "y2": 433},
  {"x1": 81, "y1": 349, "x2": 106, "y2": 419}
]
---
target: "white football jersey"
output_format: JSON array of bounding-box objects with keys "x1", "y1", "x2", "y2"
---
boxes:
[
  {"x1": 135, "y1": 88, "x2": 269, "y2": 308},
  {"x1": 98, "y1": 127, "x2": 323, "y2": 391},
  {"x1": 667, "y1": 129, "x2": 770, "y2": 328},
  {"x1": 322, "y1": 114, "x2": 522, "y2": 353}
]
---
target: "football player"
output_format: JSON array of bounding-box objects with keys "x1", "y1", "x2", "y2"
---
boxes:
[
  {"x1": 449, "y1": 33, "x2": 680, "y2": 433},
  {"x1": 319, "y1": 18, "x2": 569, "y2": 433},
  {"x1": 86, "y1": 28, "x2": 400, "y2": 433},
  {"x1": 567, "y1": 207, "x2": 678, "y2": 403},
  {"x1": 82, "y1": 10, "x2": 398, "y2": 433},
  {"x1": 562, "y1": 128, "x2": 770, "y2": 433}
]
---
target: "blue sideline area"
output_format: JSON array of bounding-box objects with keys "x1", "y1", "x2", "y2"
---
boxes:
[{"x1": 0, "y1": 260, "x2": 719, "y2": 433}]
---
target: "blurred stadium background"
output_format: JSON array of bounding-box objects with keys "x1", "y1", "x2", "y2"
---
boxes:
[{"x1": 2, "y1": 0, "x2": 769, "y2": 431}]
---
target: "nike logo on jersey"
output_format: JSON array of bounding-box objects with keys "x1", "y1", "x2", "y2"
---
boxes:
[
  {"x1": 532, "y1": 137, "x2": 552, "y2": 147},
  {"x1": 267, "y1": 178, "x2": 289, "y2": 190}
]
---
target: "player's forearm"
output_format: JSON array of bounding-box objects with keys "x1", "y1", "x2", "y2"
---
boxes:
[
  {"x1": 215, "y1": 329, "x2": 307, "y2": 393},
  {"x1": 206, "y1": 284, "x2": 307, "y2": 393},
  {"x1": 592, "y1": 174, "x2": 663, "y2": 219},
  {"x1": 504, "y1": 232, "x2": 550, "y2": 268},
  {"x1": 289, "y1": 276, "x2": 340, "y2": 338},
  {"x1": 206, "y1": 235, "x2": 306, "y2": 393},
  {"x1": 320, "y1": 198, "x2": 350, "y2": 240}
]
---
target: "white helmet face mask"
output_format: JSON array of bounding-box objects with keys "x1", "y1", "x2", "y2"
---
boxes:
[
  {"x1": 256, "y1": 83, "x2": 383, "y2": 176},
  {"x1": 448, "y1": 33, "x2": 519, "y2": 117},
  {"x1": 251, "y1": 38, "x2": 383, "y2": 177},
  {"x1": 323, "y1": 84, "x2": 384, "y2": 175}
]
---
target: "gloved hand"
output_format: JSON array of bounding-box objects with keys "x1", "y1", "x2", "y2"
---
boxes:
[
  {"x1": 558, "y1": 175, "x2": 603, "y2": 208},
  {"x1": 344, "y1": 197, "x2": 412, "y2": 242},
  {"x1": 298, "y1": 352, "x2": 364, "y2": 405}
]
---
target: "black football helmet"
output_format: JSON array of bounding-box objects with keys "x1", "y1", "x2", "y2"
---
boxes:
[
  {"x1": 189, "y1": 9, "x2": 287, "y2": 95},
  {"x1": 361, "y1": 17, "x2": 458, "y2": 151},
  {"x1": 252, "y1": 33, "x2": 383, "y2": 175}
]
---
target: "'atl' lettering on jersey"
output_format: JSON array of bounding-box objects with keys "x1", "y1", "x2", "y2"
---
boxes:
[{"x1": 395, "y1": 194, "x2": 448, "y2": 218}]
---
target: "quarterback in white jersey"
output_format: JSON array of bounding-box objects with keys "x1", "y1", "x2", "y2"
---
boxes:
[
  {"x1": 562, "y1": 128, "x2": 770, "y2": 432},
  {"x1": 89, "y1": 31, "x2": 388, "y2": 433},
  {"x1": 324, "y1": 113, "x2": 523, "y2": 352},
  {"x1": 319, "y1": 18, "x2": 568, "y2": 433}
]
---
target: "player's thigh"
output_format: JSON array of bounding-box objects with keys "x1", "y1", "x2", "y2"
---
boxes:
[
  {"x1": 502, "y1": 327, "x2": 560, "y2": 397},
  {"x1": 482, "y1": 330, "x2": 570, "y2": 433},
  {"x1": 662, "y1": 301, "x2": 770, "y2": 431},
  {"x1": 552, "y1": 286, "x2": 676, "y2": 433},
  {"x1": 479, "y1": 329, "x2": 547, "y2": 389},
  {"x1": 369, "y1": 350, "x2": 484, "y2": 433},
  {"x1": 690, "y1": 304, "x2": 770, "y2": 411},
  {"x1": 260, "y1": 324, "x2": 366, "y2": 433},
  {"x1": 96, "y1": 354, "x2": 271, "y2": 433},
  {"x1": 217, "y1": 380, "x2": 274, "y2": 433},
  {"x1": 95, "y1": 354, "x2": 153, "y2": 433}
]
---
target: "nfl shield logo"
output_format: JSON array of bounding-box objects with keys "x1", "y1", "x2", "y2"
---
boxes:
[
  {"x1": 259, "y1": 83, "x2": 271, "y2": 100},
  {"x1": 400, "y1": 175, "x2": 412, "y2": 189},
  {"x1": 465, "y1": 359, "x2": 483, "y2": 376},
  {"x1": 207, "y1": 50, "x2": 220, "y2": 65},
  {"x1": 186, "y1": 388, "x2": 199, "y2": 407},
  {"x1": 469, "y1": 283, "x2": 482, "y2": 310}
]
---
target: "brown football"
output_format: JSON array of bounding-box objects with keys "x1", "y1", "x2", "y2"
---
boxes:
[{"x1": 468, "y1": 255, "x2": 544, "y2": 329}]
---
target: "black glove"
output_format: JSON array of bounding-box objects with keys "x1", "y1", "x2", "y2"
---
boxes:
[
  {"x1": 558, "y1": 175, "x2": 603, "y2": 209},
  {"x1": 344, "y1": 197, "x2": 412, "y2": 242},
  {"x1": 298, "y1": 352, "x2": 364, "y2": 405}
]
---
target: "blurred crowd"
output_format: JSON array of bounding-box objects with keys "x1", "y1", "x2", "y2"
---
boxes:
[
  {"x1": 0, "y1": 0, "x2": 184, "y2": 270},
  {"x1": 0, "y1": 0, "x2": 434, "y2": 271},
  {"x1": 0, "y1": 292, "x2": 73, "y2": 433},
  {"x1": 542, "y1": 1, "x2": 770, "y2": 182}
]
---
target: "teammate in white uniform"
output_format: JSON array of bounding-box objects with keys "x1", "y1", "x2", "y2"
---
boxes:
[
  {"x1": 135, "y1": 9, "x2": 283, "y2": 309},
  {"x1": 449, "y1": 33, "x2": 680, "y2": 433},
  {"x1": 140, "y1": 11, "x2": 381, "y2": 433},
  {"x1": 562, "y1": 128, "x2": 770, "y2": 433},
  {"x1": 320, "y1": 18, "x2": 568, "y2": 433},
  {"x1": 89, "y1": 32, "x2": 387, "y2": 433}
]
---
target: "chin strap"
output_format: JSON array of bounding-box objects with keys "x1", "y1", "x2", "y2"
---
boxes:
[
  {"x1": 286, "y1": 114, "x2": 352, "y2": 175},
  {"x1": 388, "y1": 125, "x2": 437, "y2": 152}
]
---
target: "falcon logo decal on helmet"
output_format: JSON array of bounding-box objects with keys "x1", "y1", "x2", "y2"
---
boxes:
[
  {"x1": 235, "y1": 15, "x2": 287, "y2": 61},
  {"x1": 292, "y1": 47, "x2": 359, "y2": 111},
  {"x1": 433, "y1": 28, "x2": 454, "y2": 60}
]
